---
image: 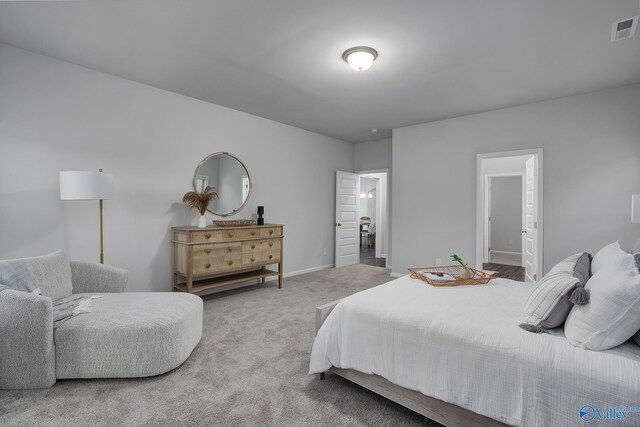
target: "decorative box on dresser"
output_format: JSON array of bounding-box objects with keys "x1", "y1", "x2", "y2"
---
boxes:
[{"x1": 172, "y1": 224, "x2": 284, "y2": 295}]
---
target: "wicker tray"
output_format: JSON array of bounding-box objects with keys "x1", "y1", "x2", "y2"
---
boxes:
[
  {"x1": 212, "y1": 219, "x2": 255, "y2": 227},
  {"x1": 408, "y1": 265, "x2": 496, "y2": 287}
]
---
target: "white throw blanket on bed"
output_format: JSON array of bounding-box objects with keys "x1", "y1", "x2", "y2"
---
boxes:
[{"x1": 309, "y1": 275, "x2": 640, "y2": 426}]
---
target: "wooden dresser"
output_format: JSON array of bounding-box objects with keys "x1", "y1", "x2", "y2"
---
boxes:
[{"x1": 172, "y1": 224, "x2": 284, "y2": 295}]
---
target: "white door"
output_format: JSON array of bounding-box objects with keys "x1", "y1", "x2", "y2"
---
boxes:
[
  {"x1": 335, "y1": 171, "x2": 360, "y2": 267},
  {"x1": 524, "y1": 156, "x2": 537, "y2": 282}
]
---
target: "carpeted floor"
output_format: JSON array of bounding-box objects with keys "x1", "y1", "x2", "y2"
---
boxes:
[{"x1": 0, "y1": 265, "x2": 439, "y2": 427}]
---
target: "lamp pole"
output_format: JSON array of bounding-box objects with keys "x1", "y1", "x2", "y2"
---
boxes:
[{"x1": 99, "y1": 168, "x2": 105, "y2": 264}]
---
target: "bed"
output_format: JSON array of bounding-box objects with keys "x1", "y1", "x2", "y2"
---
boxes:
[{"x1": 309, "y1": 275, "x2": 640, "y2": 426}]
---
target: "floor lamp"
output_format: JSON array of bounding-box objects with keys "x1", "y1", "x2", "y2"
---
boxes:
[{"x1": 60, "y1": 169, "x2": 114, "y2": 264}]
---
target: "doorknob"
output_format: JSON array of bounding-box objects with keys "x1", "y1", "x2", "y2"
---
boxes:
[
  {"x1": 521, "y1": 230, "x2": 527, "y2": 234},
  {"x1": 336, "y1": 223, "x2": 342, "y2": 227}
]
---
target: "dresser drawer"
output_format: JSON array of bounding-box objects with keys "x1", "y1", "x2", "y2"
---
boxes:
[
  {"x1": 242, "y1": 240, "x2": 263, "y2": 252},
  {"x1": 193, "y1": 254, "x2": 241, "y2": 275},
  {"x1": 191, "y1": 229, "x2": 262, "y2": 242},
  {"x1": 194, "y1": 242, "x2": 241, "y2": 257},
  {"x1": 242, "y1": 249, "x2": 281, "y2": 266},
  {"x1": 261, "y1": 239, "x2": 281, "y2": 251},
  {"x1": 260, "y1": 227, "x2": 282, "y2": 238},
  {"x1": 191, "y1": 230, "x2": 222, "y2": 243},
  {"x1": 241, "y1": 238, "x2": 281, "y2": 253}
]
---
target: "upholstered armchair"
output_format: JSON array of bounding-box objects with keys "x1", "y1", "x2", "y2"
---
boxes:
[
  {"x1": 0, "y1": 254, "x2": 202, "y2": 390},
  {"x1": 0, "y1": 261, "x2": 127, "y2": 389}
]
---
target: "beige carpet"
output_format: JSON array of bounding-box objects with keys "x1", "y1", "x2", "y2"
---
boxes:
[{"x1": 0, "y1": 264, "x2": 439, "y2": 427}]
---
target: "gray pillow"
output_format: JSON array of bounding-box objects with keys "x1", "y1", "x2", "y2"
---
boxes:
[
  {"x1": 0, "y1": 250, "x2": 72, "y2": 300},
  {"x1": 519, "y1": 252, "x2": 591, "y2": 333}
]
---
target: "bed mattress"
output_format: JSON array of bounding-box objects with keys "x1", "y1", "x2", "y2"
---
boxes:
[{"x1": 309, "y1": 275, "x2": 640, "y2": 426}]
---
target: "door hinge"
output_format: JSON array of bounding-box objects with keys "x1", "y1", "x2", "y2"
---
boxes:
[
  {"x1": 534, "y1": 273, "x2": 537, "y2": 281},
  {"x1": 534, "y1": 221, "x2": 538, "y2": 229}
]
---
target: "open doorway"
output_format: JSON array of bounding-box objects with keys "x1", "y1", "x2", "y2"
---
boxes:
[
  {"x1": 488, "y1": 175, "x2": 524, "y2": 268},
  {"x1": 358, "y1": 173, "x2": 386, "y2": 267},
  {"x1": 476, "y1": 150, "x2": 543, "y2": 282},
  {"x1": 334, "y1": 170, "x2": 389, "y2": 269}
]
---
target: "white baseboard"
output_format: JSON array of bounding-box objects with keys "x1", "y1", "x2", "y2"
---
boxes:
[
  {"x1": 264, "y1": 264, "x2": 334, "y2": 282},
  {"x1": 490, "y1": 250, "x2": 522, "y2": 256},
  {"x1": 390, "y1": 272, "x2": 406, "y2": 278}
]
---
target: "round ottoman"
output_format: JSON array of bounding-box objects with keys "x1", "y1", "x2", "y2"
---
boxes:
[{"x1": 54, "y1": 292, "x2": 203, "y2": 379}]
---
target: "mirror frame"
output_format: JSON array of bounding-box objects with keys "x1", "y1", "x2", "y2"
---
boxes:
[{"x1": 193, "y1": 152, "x2": 252, "y2": 217}]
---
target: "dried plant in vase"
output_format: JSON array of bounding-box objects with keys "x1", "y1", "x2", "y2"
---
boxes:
[{"x1": 182, "y1": 186, "x2": 218, "y2": 228}]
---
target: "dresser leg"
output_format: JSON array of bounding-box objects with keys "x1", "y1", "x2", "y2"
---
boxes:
[
  {"x1": 261, "y1": 266, "x2": 265, "y2": 284},
  {"x1": 278, "y1": 262, "x2": 282, "y2": 288}
]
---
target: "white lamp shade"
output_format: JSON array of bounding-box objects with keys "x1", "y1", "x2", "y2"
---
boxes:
[
  {"x1": 633, "y1": 194, "x2": 640, "y2": 224},
  {"x1": 60, "y1": 171, "x2": 114, "y2": 200}
]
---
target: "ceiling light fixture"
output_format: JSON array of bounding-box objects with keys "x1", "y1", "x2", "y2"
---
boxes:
[{"x1": 342, "y1": 46, "x2": 378, "y2": 71}]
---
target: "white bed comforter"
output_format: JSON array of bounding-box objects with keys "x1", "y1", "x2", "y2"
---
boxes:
[{"x1": 309, "y1": 275, "x2": 640, "y2": 426}]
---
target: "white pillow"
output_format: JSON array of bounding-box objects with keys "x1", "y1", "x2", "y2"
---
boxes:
[
  {"x1": 591, "y1": 241, "x2": 633, "y2": 275},
  {"x1": 564, "y1": 260, "x2": 640, "y2": 351}
]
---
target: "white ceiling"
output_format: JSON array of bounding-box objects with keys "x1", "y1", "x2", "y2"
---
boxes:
[{"x1": 1, "y1": 0, "x2": 639, "y2": 143}]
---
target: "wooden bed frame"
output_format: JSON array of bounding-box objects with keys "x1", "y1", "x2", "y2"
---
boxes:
[{"x1": 315, "y1": 300, "x2": 508, "y2": 427}]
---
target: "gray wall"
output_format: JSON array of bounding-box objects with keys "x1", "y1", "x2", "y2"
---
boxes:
[
  {"x1": 392, "y1": 83, "x2": 640, "y2": 276},
  {"x1": 490, "y1": 176, "x2": 522, "y2": 253},
  {"x1": 354, "y1": 138, "x2": 392, "y2": 172},
  {"x1": 0, "y1": 44, "x2": 354, "y2": 291}
]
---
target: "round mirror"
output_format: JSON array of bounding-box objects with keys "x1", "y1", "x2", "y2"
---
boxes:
[{"x1": 193, "y1": 152, "x2": 252, "y2": 217}]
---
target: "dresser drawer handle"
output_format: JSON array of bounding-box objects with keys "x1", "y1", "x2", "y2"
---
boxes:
[
  {"x1": 251, "y1": 231, "x2": 256, "y2": 236},
  {"x1": 269, "y1": 230, "x2": 274, "y2": 235},
  {"x1": 250, "y1": 257, "x2": 255, "y2": 262},
  {"x1": 268, "y1": 243, "x2": 273, "y2": 247},
  {"x1": 204, "y1": 249, "x2": 211, "y2": 254},
  {"x1": 227, "y1": 232, "x2": 234, "y2": 238},
  {"x1": 227, "y1": 247, "x2": 233, "y2": 252},
  {"x1": 268, "y1": 255, "x2": 273, "y2": 260},
  {"x1": 227, "y1": 260, "x2": 234, "y2": 266},
  {"x1": 204, "y1": 233, "x2": 212, "y2": 239},
  {"x1": 205, "y1": 263, "x2": 211, "y2": 269},
  {"x1": 251, "y1": 244, "x2": 256, "y2": 249}
]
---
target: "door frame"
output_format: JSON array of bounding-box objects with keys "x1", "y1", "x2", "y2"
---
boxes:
[
  {"x1": 355, "y1": 168, "x2": 390, "y2": 268},
  {"x1": 485, "y1": 173, "x2": 525, "y2": 265},
  {"x1": 476, "y1": 149, "x2": 543, "y2": 279}
]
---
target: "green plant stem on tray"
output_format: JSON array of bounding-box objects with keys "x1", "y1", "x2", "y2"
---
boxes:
[{"x1": 450, "y1": 254, "x2": 468, "y2": 268}]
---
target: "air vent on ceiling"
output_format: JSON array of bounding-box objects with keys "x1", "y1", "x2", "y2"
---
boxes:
[{"x1": 611, "y1": 16, "x2": 638, "y2": 41}]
